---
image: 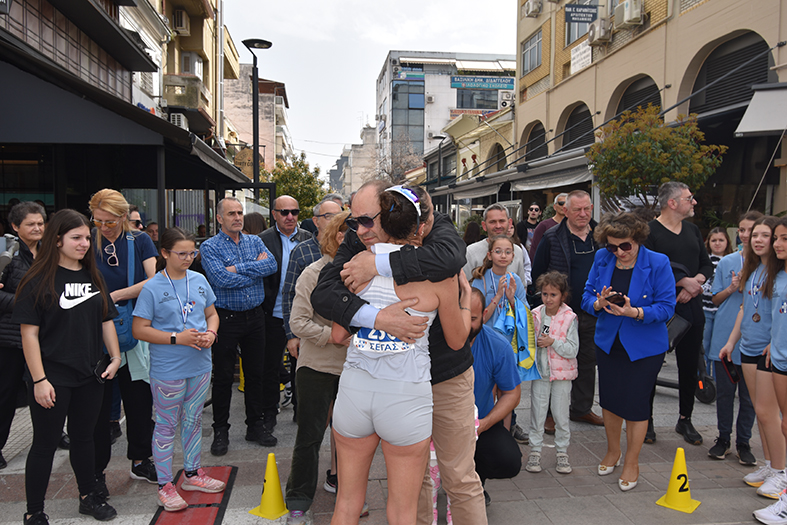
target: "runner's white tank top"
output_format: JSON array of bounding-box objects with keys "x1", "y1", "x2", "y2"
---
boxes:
[{"x1": 344, "y1": 243, "x2": 437, "y2": 383}]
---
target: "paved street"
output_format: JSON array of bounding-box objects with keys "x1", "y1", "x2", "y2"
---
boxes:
[{"x1": 0, "y1": 354, "x2": 769, "y2": 524}]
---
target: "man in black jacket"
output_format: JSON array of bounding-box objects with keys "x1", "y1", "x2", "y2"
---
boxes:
[
  {"x1": 259, "y1": 196, "x2": 312, "y2": 430},
  {"x1": 532, "y1": 190, "x2": 603, "y2": 427},
  {"x1": 312, "y1": 181, "x2": 488, "y2": 525}
]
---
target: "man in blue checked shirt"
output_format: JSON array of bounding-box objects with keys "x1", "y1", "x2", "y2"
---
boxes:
[{"x1": 200, "y1": 197, "x2": 277, "y2": 455}]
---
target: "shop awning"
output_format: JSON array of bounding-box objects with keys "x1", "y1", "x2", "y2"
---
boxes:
[
  {"x1": 735, "y1": 83, "x2": 787, "y2": 137},
  {"x1": 453, "y1": 183, "x2": 504, "y2": 200},
  {"x1": 511, "y1": 166, "x2": 592, "y2": 192}
]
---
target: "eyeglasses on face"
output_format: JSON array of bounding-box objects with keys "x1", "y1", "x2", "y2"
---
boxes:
[
  {"x1": 92, "y1": 217, "x2": 121, "y2": 228},
  {"x1": 104, "y1": 243, "x2": 119, "y2": 267},
  {"x1": 529, "y1": 207, "x2": 540, "y2": 212},
  {"x1": 605, "y1": 241, "x2": 633, "y2": 253},
  {"x1": 274, "y1": 208, "x2": 300, "y2": 217},
  {"x1": 556, "y1": 201, "x2": 566, "y2": 207},
  {"x1": 345, "y1": 211, "x2": 381, "y2": 232},
  {"x1": 167, "y1": 249, "x2": 199, "y2": 260},
  {"x1": 492, "y1": 248, "x2": 513, "y2": 256},
  {"x1": 314, "y1": 212, "x2": 336, "y2": 220},
  {"x1": 130, "y1": 219, "x2": 143, "y2": 227}
]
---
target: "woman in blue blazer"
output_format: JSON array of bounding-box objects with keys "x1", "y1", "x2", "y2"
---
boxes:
[{"x1": 581, "y1": 212, "x2": 675, "y2": 492}]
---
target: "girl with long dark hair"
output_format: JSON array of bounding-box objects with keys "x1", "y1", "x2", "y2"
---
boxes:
[{"x1": 13, "y1": 209, "x2": 121, "y2": 524}]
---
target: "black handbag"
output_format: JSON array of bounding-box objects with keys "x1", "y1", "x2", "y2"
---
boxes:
[{"x1": 666, "y1": 313, "x2": 692, "y2": 353}]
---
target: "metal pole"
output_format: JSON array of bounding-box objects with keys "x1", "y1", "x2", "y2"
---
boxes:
[
  {"x1": 156, "y1": 146, "x2": 166, "y2": 229},
  {"x1": 251, "y1": 54, "x2": 260, "y2": 201}
]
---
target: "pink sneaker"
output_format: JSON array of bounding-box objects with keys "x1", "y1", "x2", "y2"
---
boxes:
[
  {"x1": 180, "y1": 469, "x2": 226, "y2": 493},
  {"x1": 158, "y1": 482, "x2": 187, "y2": 512}
]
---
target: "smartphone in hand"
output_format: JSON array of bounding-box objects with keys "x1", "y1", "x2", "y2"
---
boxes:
[
  {"x1": 721, "y1": 357, "x2": 741, "y2": 383},
  {"x1": 607, "y1": 292, "x2": 626, "y2": 307}
]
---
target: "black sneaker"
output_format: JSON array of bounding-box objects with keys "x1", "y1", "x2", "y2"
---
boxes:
[
  {"x1": 644, "y1": 418, "x2": 656, "y2": 444},
  {"x1": 95, "y1": 472, "x2": 110, "y2": 500},
  {"x1": 323, "y1": 470, "x2": 337, "y2": 493},
  {"x1": 246, "y1": 422, "x2": 277, "y2": 447},
  {"x1": 737, "y1": 443, "x2": 757, "y2": 466},
  {"x1": 484, "y1": 489, "x2": 491, "y2": 507},
  {"x1": 0, "y1": 451, "x2": 6, "y2": 469},
  {"x1": 78, "y1": 491, "x2": 117, "y2": 521},
  {"x1": 109, "y1": 422, "x2": 122, "y2": 445},
  {"x1": 23, "y1": 511, "x2": 49, "y2": 525},
  {"x1": 263, "y1": 412, "x2": 277, "y2": 432},
  {"x1": 675, "y1": 417, "x2": 703, "y2": 445},
  {"x1": 708, "y1": 437, "x2": 730, "y2": 459},
  {"x1": 211, "y1": 427, "x2": 229, "y2": 456},
  {"x1": 511, "y1": 424, "x2": 529, "y2": 445},
  {"x1": 130, "y1": 458, "x2": 158, "y2": 484},
  {"x1": 58, "y1": 432, "x2": 70, "y2": 450}
]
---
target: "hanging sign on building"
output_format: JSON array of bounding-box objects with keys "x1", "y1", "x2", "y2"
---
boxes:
[
  {"x1": 451, "y1": 76, "x2": 515, "y2": 90},
  {"x1": 565, "y1": 4, "x2": 598, "y2": 23},
  {"x1": 233, "y1": 148, "x2": 264, "y2": 180},
  {"x1": 450, "y1": 108, "x2": 498, "y2": 120},
  {"x1": 570, "y1": 41, "x2": 593, "y2": 75}
]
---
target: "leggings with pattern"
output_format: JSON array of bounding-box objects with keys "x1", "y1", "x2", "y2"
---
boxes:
[{"x1": 150, "y1": 372, "x2": 211, "y2": 484}]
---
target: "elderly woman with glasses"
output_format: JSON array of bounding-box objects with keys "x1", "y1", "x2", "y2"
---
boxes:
[
  {"x1": 88, "y1": 189, "x2": 159, "y2": 494},
  {"x1": 581, "y1": 212, "x2": 675, "y2": 492}
]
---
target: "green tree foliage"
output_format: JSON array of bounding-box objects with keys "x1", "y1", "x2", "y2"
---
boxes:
[
  {"x1": 586, "y1": 105, "x2": 727, "y2": 208},
  {"x1": 260, "y1": 152, "x2": 326, "y2": 219}
]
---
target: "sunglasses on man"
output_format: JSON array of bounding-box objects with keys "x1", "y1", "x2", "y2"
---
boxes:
[
  {"x1": 345, "y1": 211, "x2": 381, "y2": 232},
  {"x1": 274, "y1": 208, "x2": 300, "y2": 216}
]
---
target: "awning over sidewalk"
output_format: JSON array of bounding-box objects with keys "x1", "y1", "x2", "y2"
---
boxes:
[{"x1": 735, "y1": 83, "x2": 787, "y2": 137}]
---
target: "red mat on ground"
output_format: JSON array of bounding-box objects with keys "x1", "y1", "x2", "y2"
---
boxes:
[{"x1": 149, "y1": 466, "x2": 237, "y2": 525}]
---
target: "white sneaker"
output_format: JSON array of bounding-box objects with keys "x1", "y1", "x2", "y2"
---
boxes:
[
  {"x1": 525, "y1": 452, "x2": 542, "y2": 473},
  {"x1": 747, "y1": 465, "x2": 773, "y2": 487},
  {"x1": 754, "y1": 492, "x2": 787, "y2": 525},
  {"x1": 758, "y1": 470, "x2": 787, "y2": 499},
  {"x1": 556, "y1": 452, "x2": 572, "y2": 474}
]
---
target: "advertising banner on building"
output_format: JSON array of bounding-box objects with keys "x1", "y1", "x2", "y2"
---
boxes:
[
  {"x1": 564, "y1": 4, "x2": 598, "y2": 23},
  {"x1": 451, "y1": 76, "x2": 514, "y2": 90},
  {"x1": 450, "y1": 108, "x2": 498, "y2": 120},
  {"x1": 570, "y1": 41, "x2": 592, "y2": 75}
]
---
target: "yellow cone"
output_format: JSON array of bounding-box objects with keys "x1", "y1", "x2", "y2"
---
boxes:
[
  {"x1": 656, "y1": 447, "x2": 701, "y2": 513},
  {"x1": 249, "y1": 452, "x2": 288, "y2": 519}
]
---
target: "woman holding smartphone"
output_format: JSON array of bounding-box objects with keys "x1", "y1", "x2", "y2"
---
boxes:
[
  {"x1": 13, "y1": 210, "x2": 121, "y2": 525},
  {"x1": 582, "y1": 212, "x2": 675, "y2": 492}
]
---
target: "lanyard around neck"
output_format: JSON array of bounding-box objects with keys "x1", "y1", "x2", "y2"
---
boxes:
[{"x1": 163, "y1": 269, "x2": 191, "y2": 329}]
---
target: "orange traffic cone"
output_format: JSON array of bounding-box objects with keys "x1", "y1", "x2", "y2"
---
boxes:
[
  {"x1": 249, "y1": 452, "x2": 288, "y2": 519},
  {"x1": 656, "y1": 447, "x2": 701, "y2": 513}
]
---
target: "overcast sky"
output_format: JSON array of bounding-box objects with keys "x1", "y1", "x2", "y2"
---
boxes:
[{"x1": 223, "y1": 0, "x2": 517, "y2": 177}]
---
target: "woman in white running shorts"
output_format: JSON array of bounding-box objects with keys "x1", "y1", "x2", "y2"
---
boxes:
[{"x1": 330, "y1": 185, "x2": 471, "y2": 525}]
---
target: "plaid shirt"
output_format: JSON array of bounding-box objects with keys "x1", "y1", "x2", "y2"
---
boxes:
[
  {"x1": 200, "y1": 231, "x2": 277, "y2": 311},
  {"x1": 281, "y1": 237, "x2": 322, "y2": 339}
]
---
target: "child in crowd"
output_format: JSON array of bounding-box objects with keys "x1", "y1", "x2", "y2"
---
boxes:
[
  {"x1": 720, "y1": 216, "x2": 784, "y2": 500},
  {"x1": 702, "y1": 227, "x2": 734, "y2": 376},
  {"x1": 132, "y1": 227, "x2": 223, "y2": 512},
  {"x1": 526, "y1": 271, "x2": 578, "y2": 474},
  {"x1": 707, "y1": 213, "x2": 760, "y2": 466},
  {"x1": 471, "y1": 235, "x2": 528, "y2": 333},
  {"x1": 754, "y1": 217, "x2": 787, "y2": 525}
]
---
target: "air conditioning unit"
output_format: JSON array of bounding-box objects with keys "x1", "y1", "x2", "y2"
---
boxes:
[
  {"x1": 393, "y1": 65, "x2": 402, "y2": 74},
  {"x1": 501, "y1": 92, "x2": 514, "y2": 101},
  {"x1": 173, "y1": 10, "x2": 190, "y2": 36},
  {"x1": 525, "y1": 0, "x2": 542, "y2": 17},
  {"x1": 614, "y1": 0, "x2": 643, "y2": 29},
  {"x1": 170, "y1": 113, "x2": 189, "y2": 130},
  {"x1": 426, "y1": 94, "x2": 435, "y2": 104},
  {"x1": 501, "y1": 100, "x2": 514, "y2": 108},
  {"x1": 588, "y1": 17, "x2": 611, "y2": 45}
]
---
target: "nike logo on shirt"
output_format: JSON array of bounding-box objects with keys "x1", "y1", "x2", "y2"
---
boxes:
[{"x1": 59, "y1": 284, "x2": 100, "y2": 309}]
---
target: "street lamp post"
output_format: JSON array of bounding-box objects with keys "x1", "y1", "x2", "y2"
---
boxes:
[{"x1": 242, "y1": 38, "x2": 272, "y2": 201}]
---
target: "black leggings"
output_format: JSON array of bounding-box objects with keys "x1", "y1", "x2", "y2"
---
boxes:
[{"x1": 26, "y1": 379, "x2": 103, "y2": 514}]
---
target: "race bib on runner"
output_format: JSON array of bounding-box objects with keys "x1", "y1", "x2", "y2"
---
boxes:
[{"x1": 353, "y1": 328, "x2": 411, "y2": 354}]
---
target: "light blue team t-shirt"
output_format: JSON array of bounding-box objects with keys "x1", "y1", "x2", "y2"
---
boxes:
[
  {"x1": 471, "y1": 324, "x2": 521, "y2": 420},
  {"x1": 133, "y1": 270, "x2": 216, "y2": 381},
  {"x1": 769, "y1": 271, "x2": 787, "y2": 372},
  {"x1": 472, "y1": 270, "x2": 528, "y2": 333},
  {"x1": 739, "y1": 263, "x2": 773, "y2": 358},
  {"x1": 710, "y1": 252, "x2": 744, "y2": 364}
]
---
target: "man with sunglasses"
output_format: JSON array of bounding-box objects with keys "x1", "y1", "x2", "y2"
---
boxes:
[
  {"x1": 128, "y1": 205, "x2": 144, "y2": 232},
  {"x1": 532, "y1": 190, "x2": 604, "y2": 428},
  {"x1": 517, "y1": 202, "x2": 541, "y2": 254},
  {"x1": 643, "y1": 181, "x2": 713, "y2": 446},
  {"x1": 312, "y1": 180, "x2": 489, "y2": 525},
  {"x1": 530, "y1": 193, "x2": 568, "y2": 261},
  {"x1": 200, "y1": 197, "x2": 277, "y2": 454},
  {"x1": 259, "y1": 196, "x2": 312, "y2": 430}
]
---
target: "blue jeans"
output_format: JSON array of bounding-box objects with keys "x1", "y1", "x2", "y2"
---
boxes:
[{"x1": 714, "y1": 360, "x2": 755, "y2": 446}]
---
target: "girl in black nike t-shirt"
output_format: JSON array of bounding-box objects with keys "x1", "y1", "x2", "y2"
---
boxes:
[{"x1": 13, "y1": 210, "x2": 122, "y2": 525}]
